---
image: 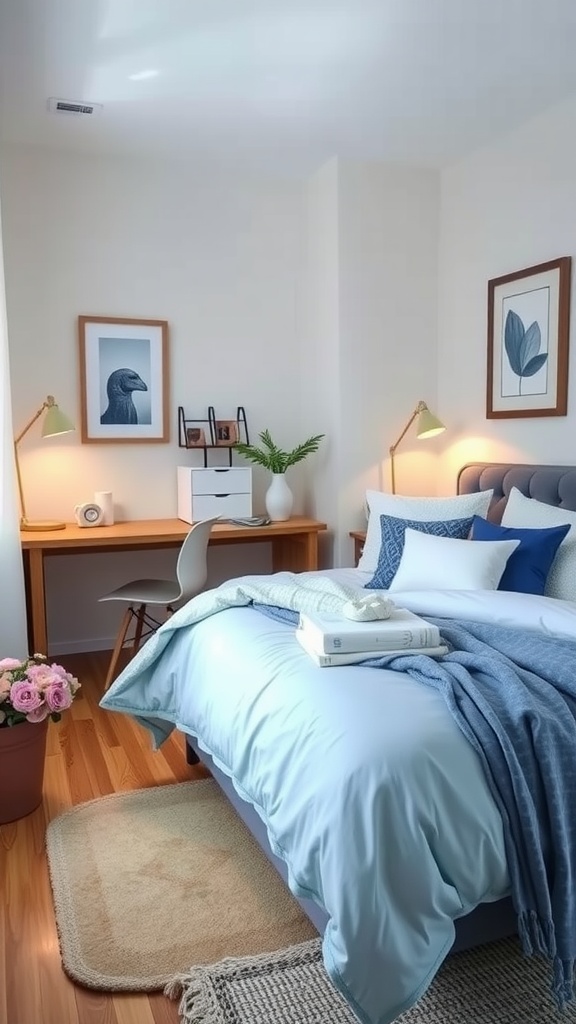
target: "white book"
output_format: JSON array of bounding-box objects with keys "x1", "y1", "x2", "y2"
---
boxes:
[
  {"x1": 298, "y1": 608, "x2": 441, "y2": 655},
  {"x1": 295, "y1": 628, "x2": 448, "y2": 667}
]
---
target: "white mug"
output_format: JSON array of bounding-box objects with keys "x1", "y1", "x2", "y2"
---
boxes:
[{"x1": 94, "y1": 491, "x2": 114, "y2": 526}]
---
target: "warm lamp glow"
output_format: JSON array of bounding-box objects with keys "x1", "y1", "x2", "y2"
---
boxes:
[
  {"x1": 389, "y1": 401, "x2": 446, "y2": 493},
  {"x1": 15, "y1": 395, "x2": 75, "y2": 531}
]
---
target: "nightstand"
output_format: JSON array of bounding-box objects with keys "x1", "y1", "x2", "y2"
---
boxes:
[{"x1": 350, "y1": 530, "x2": 367, "y2": 566}]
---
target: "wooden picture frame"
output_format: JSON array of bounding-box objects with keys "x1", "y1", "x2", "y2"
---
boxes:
[
  {"x1": 214, "y1": 419, "x2": 239, "y2": 446},
  {"x1": 186, "y1": 427, "x2": 206, "y2": 447},
  {"x1": 78, "y1": 316, "x2": 169, "y2": 443},
  {"x1": 486, "y1": 257, "x2": 571, "y2": 419}
]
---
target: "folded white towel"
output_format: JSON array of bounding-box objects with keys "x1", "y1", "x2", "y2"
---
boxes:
[{"x1": 341, "y1": 593, "x2": 395, "y2": 622}]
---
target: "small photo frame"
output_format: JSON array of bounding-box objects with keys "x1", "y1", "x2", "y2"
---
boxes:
[
  {"x1": 214, "y1": 420, "x2": 239, "y2": 446},
  {"x1": 486, "y1": 257, "x2": 571, "y2": 419},
  {"x1": 78, "y1": 316, "x2": 169, "y2": 443},
  {"x1": 186, "y1": 427, "x2": 206, "y2": 447}
]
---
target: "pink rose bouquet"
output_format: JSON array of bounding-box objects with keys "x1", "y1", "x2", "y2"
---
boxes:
[{"x1": 0, "y1": 654, "x2": 80, "y2": 728}]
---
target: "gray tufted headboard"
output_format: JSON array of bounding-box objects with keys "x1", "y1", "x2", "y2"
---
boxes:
[{"x1": 458, "y1": 463, "x2": 576, "y2": 524}]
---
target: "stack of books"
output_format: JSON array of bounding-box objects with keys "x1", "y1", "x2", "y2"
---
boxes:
[{"x1": 296, "y1": 608, "x2": 448, "y2": 667}]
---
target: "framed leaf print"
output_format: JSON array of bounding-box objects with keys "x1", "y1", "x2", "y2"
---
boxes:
[{"x1": 486, "y1": 257, "x2": 571, "y2": 419}]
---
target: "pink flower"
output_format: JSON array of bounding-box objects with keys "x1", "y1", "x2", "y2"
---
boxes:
[
  {"x1": 0, "y1": 654, "x2": 79, "y2": 728},
  {"x1": 9, "y1": 680, "x2": 43, "y2": 713},
  {"x1": 26, "y1": 664, "x2": 56, "y2": 689},
  {"x1": 68, "y1": 675, "x2": 81, "y2": 695},
  {"x1": 0, "y1": 657, "x2": 22, "y2": 671},
  {"x1": 0, "y1": 672, "x2": 12, "y2": 700},
  {"x1": 49, "y1": 663, "x2": 69, "y2": 681},
  {"x1": 48, "y1": 665, "x2": 79, "y2": 694},
  {"x1": 44, "y1": 682, "x2": 72, "y2": 713},
  {"x1": 26, "y1": 704, "x2": 50, "y2": 723},
  {"x1": 48, "y1": 663, "x2": 80, "y2": 692}
]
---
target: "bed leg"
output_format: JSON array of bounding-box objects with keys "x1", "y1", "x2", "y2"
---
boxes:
[{"x1": 185, "y1": 740, "x2": 200, "y2": 766}]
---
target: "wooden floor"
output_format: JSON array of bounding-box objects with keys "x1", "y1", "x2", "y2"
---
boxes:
[{"x1": 0, "y1": 651, "x2": 209, "y2": 1024}]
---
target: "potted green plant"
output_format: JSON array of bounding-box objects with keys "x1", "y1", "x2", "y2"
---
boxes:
[{"x1": 234, "y1": 429, "x2": 324, "y2": 521}]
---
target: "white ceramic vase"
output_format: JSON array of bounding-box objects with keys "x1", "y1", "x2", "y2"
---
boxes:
[{"x1": 265, "y1": 472, "x2": 293, "y2": 522}]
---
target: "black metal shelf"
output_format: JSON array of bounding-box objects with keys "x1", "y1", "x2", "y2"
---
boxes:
[{"x1": 177, "y1": 405, "x2": 249, "y2": 467}]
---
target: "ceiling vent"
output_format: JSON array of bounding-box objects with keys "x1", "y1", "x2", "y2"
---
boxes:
[{"x1": 48, "y1": 98, "x2": 103, "y2": 116}]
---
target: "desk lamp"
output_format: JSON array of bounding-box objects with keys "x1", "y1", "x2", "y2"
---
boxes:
[
  {"x1": 389, "y1": 401, "x2": 445, "y2": 494},
  {"x1": 15, "y1": 395, "x2": 75, "y2": 531}
]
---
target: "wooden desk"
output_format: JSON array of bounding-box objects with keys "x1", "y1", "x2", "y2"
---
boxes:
[{"x1": 21, "y1": 516, "x2": 327, "y2": 655}]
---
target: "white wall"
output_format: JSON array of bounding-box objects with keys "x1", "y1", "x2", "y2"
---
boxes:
[
  {"x1": 1, "y1": 146, "x2": 304, "y2": 652},
  {"x1": 337, "y1": 162, "x2": 440, "y2": 522},
  {"x1": 438, "y1": 94, "x2": 576, "y2": 492},
  {"x1": 298, "y1": 159, "x2": 341, "y2": 567},
  {"x1": 1, "y1": 145, "x2": 440, "y2": 652},
  {"x1": 300, "y1": 160, "x2": 440, "y2": 566}
]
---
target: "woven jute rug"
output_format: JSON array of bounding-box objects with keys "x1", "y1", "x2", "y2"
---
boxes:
[
  {"x1": 167, "y1": 934, "x2": 576, "y2": 1024},
  {"x1": 45, "y1": 779, "x2": 317, "y2": 991}
]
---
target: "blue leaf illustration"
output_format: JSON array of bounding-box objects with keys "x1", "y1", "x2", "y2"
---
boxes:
[
  {"x1": 504, "y1": 310, "x2": 546, "y2": 381},
  {"x1": 519, "y1": 321, "x2": 541, "y2": 370},
  {"x1": 522, "y1": 353, "x2": 548, "y2": 377},
  {"x1": 504, "y1": 310, "x2": 525, "y2": 375}
]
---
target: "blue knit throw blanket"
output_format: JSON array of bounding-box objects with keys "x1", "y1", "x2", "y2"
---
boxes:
[{"x1": 255, "y1": 605, "x2": 576, "y2": 1007}]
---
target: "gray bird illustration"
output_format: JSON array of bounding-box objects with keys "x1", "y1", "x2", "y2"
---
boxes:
[{"x1": 100, "y1": 368, "x2": 148, "y2": 425}]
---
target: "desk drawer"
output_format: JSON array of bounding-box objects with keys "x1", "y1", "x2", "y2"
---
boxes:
[
  {"x1": 186, "y1": 467, "x2": 252, "y2": 495},
  {"x1": 187, "y1": 492, "x2": 252, "y2": 521}
]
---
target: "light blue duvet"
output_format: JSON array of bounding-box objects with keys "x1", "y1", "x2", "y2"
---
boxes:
[{"x1": 100, "y1": 571, "x2": 576, "y2": 1024}]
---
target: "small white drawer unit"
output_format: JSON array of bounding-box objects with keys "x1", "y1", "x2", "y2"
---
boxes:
[{"x1": 177, "y1": 466, "x2": 252, "y2": 523}]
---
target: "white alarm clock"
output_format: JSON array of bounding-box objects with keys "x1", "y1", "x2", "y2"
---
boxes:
[{"x1": 74, "y1": 502, "x2": 104, "y2": 528}]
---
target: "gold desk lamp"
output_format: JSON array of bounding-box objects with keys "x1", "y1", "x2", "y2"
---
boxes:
[
  {"x1": 389, "y1": 401, "x2": 445, "y2": 494},
  {"x1": 15, "y1": 395, "x2": 75, "y2": 531}
]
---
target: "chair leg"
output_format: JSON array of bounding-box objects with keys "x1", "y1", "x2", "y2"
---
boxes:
[
  {"x1": 104, "y1": 606, "x2": 134, "y2": 691},
  {"x1": 132, "y1": 603, "x2": 147, "y2": 653}
]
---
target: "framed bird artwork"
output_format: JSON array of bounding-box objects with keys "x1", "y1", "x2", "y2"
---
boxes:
[{"x1": 78, "y1": 316, "x2": 169, "y2": 443}]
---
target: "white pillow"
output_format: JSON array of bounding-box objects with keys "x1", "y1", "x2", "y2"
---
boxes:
[
  {"x1": 501, "y1": 487, "x2": 576, "y2": 602},
  {"x1": 388, "y1": 528, "x2": 519, "y2": 592},
  {"x1": 358, "y1": 488, "x2": 494, "y2": 573}
]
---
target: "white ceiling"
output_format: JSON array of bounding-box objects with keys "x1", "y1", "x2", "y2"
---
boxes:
[{"x1": 2, "y1": 0, "x2": 576, "y2": 176}]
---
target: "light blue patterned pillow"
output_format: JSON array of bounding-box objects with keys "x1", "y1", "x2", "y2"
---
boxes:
[{"x1": 366, "y1": 514, "x2": 475, "y2": 590}]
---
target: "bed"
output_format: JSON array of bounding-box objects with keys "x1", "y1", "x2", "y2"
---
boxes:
[{"x1": 100, "y1": 462, "x2": 576, "y2": 1024}]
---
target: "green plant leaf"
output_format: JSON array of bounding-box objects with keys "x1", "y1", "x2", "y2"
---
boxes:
[
  {"x1": 284, "y1": 434, "x2": 325, "y2": 468},
  {"x1": 234, "y1": 431, "x2": 324, "y2": 472}
]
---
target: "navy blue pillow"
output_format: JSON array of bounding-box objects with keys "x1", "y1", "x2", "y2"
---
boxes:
[
  {"x1": 470, "y1": 515, "x2": 570, "y2": 595},
  {"x1": 366, "y1": 513, "x2": 474, "y2": 590}
]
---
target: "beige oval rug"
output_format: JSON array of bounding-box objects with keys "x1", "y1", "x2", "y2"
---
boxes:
[{"x1": 45, "y1": 779, "x2": 317, "y2": 991}]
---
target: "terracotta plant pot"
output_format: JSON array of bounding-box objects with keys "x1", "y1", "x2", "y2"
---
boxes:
[{"x1": 0, "y1": 718, "x2": 48, "y2": 824}]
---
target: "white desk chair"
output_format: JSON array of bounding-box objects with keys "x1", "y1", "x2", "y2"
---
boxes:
[{"x1": 100, "y1": 516, "x2": 219, "y2": 691}]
